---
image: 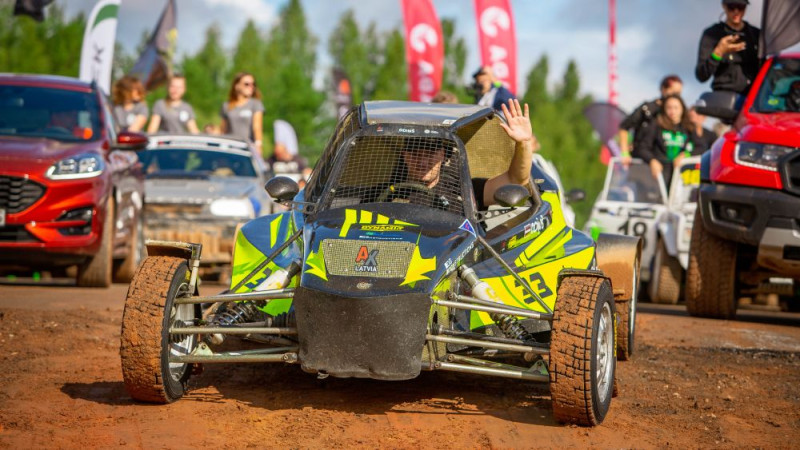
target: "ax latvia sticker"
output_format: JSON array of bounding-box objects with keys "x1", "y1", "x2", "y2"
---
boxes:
[{"x1": 459, "y1": 219, "x2": 476, "y2": 236}]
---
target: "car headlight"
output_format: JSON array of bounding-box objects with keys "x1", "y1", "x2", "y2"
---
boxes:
[
  {"x1": 209, "y1": 198, "x2": 255, "y2": 218},
  {"x1": 46, "y1": 154, "x2": 104, "y2": 180},
  {"x1": 734, "y1": 142, "x2": 797, "y2": 172}
]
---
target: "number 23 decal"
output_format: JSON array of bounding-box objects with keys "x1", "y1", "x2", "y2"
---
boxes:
[{"x1": 514, "y1": 272, "x2": 554, "y2": 303}]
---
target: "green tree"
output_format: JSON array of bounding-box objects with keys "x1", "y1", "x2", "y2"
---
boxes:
[
  {"x1": 328, "y1": 10, "x2": 382, "y2": 105},
  {"x1": 260, "y1": 0, "x2": 325, "y2": 160},
  {"x1": 181, "y1": 24, "x2": 229, "y2": 129},
  {"x1": 372, "y1": 29, "x2": 407, "y2": 101},
  {"x1": 441, "y1": 18, "x2": 470, "y2": 102},
  {"x1": 231, "y1": 20, "x2": 266, "y2": 81}
]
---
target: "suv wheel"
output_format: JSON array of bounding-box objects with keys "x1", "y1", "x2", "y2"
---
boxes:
[{"x1": 686, "y1": 209, "x2": 738, "y2": 319}]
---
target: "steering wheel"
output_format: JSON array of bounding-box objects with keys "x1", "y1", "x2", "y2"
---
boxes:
[{"x1": 376, "y1": 182, "x2": 434, "y2": 203}]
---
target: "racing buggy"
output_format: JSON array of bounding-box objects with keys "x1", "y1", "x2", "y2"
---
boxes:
[{"x1": 120, "y1": 102, "x2": 641, "y2": 426}]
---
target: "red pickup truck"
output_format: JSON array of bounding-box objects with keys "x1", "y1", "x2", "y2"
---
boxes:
[
  {"x1": 0, "y1": 74, "x2": 148, "y2": 287},
  {"x1": 688, "y1": 53, "x2": 800, "y2": 318}
]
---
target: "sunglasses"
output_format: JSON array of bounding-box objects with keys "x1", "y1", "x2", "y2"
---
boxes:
[{"x1": 726, "y1": 4, "x2": 746, "y2": 11}]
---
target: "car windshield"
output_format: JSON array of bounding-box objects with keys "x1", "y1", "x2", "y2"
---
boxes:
[
  {"x1": 753, "y1": 57, "x2": 800, "y2": 113},
  {"x1": 322, "y1": 134, "x2": 465, "y2": 215},
  {"x1": 0, "y1": 84, "x2": 102, "y2": 142},
  {"x1": 672, "y1": 161, "x2": 701, "y2": 207},
  {"x1": 140, "y1": 149, "x2": 257, "y2": 178},
  {"x1": 605, "y1": 160, "x2": 664, "y2": 204}
]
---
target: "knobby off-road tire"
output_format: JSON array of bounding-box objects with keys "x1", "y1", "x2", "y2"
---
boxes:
[
  {"x1": 113, "y1": 210, "x2": 145, "y2": 283},
  {"x1": 686, "y1": 209, "x2": 738, "y2": 319},
  {"x1": 76, "y1": 197, "x2": 113, "y2": 287},
  {"x1": 120, "y1": 256, "x2": 198, "y2": 403},
  {"x1": 549, "y1": 276, "x2": 616, "y2": 426},
  {"x1": 616, "y1": 253, "x2": 641, "y2": 362},
  {"x1": 649, "y1": 237, "x2": 681, "y2": 304}
]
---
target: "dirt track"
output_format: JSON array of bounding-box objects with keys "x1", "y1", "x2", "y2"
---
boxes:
[{"x1": 1, "y1": 281, "x2": 799, "y2": 448}]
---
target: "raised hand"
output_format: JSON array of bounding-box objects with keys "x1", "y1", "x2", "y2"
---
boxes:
[{"x1": 499, "y1": 99, "x2": 534, "y2": 144}]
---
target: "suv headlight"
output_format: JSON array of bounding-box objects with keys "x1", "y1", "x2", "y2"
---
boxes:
[
  {"x1": 209, "y1": 198, "x2": 255, "y2": 218},
  {"x1": 46, "y1": 154, "x2": 104, "y2": 180},
  {"x1": 735, "y1": 142, "x2": 797, "y2": 172}
]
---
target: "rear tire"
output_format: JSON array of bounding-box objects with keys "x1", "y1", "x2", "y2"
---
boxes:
[
  {"x1": 686, "y1": 209, "x2": 738, "y2": 319},
  {"x1": 649, "y1": 237, "x2": 682, "y2": 304},
  {"x1": 550, "y1": 276, "x2": 616, "y2": 426},
  {"x1": 76, "y1": 197, "x2": 113, "y2": 287},
  {"x1": 120, "y1": 256, "x2": 199, "y2": 403}
]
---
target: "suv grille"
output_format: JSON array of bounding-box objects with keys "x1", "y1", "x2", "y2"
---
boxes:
[
  {"x1": 0, "y1": 176, "x2": 46, "y2": 213},
  {"x1": 0, "y1": 225, "x2": 37, "y2": 242}
]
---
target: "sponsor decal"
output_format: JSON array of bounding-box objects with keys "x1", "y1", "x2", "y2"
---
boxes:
[
  {"x1": 355, "y1": 246, "x2": 379, "y2": 273},
  {"x1": 361, "y1": 225, "x2": 406, "y2": 232},
  {"x1": 458, "y1": 219, "x2": 476, "y2": 236},
  {"x1": 356, "y1": 281, "x2": 372, "y2": 290},
  {"x1": 442, "y1": 119, "x2": 455, "y2": 125},
  {"x1": 398, "y1": 127, "x2": 416, "y2": 134},
  {"x1": 376, "y1": 125, "x2": 383, "y2": 133}
]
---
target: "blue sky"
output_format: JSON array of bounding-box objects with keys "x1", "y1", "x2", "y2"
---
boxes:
[{"x1": 58, "y1": 0, "x2": 781, "y2": 112}]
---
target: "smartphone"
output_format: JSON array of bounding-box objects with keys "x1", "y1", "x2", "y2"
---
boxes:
[{"x1": 730, "y1": 32, "x2": 744, "y2": 42}]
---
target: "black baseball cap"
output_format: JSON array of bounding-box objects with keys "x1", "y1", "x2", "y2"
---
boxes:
[
  {"x1": 722, "y1": 0, "x2": 749, "y2": 5},
  {"x1": 472, "y1": 67, "x2": 488, "y2": 79}
]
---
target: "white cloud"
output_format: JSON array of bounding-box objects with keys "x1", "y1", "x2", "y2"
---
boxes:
[{"x1": 201, "y1": 0, "x2": 276, "y2": 26}]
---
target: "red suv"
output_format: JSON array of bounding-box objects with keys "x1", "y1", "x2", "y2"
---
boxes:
[
  {"x1": 688, "y1": 53, "x2": 800, "y2": 317},
  {"x1": 0, "y1": 74, "x2": 148, "y2": 287}
]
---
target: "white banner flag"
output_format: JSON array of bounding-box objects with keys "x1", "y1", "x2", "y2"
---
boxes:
[{"x1": 79, "y1": 0, "x2": 121, "y2": 94}]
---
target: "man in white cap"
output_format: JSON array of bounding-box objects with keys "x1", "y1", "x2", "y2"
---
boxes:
[{"x1": 268, "y1": 120, "x2": 311, "y2": 187}]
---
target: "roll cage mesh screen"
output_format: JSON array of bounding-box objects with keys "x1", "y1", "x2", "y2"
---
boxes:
[
  {"x1": 305, "y1": 107, "x2": 362, "y2": 203},
  {"x1": 323, "y1": 135, "x2": 465, "y2": 215}
]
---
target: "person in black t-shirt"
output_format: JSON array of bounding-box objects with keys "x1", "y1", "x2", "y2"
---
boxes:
[
  {"x1": 618, "y1": 75, "x2": 683, "y2": 167},
  {"x1": 695, "y1": 0, "x2": 761, "y2": 95}
]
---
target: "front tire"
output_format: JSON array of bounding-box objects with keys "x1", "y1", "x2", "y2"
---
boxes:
[
  {"x1": 686, "y1": 209, "x2": 738, "y2": 319},
  {"x1": 550, "y1": 276, "x2": 616, "y2": 426},
  {"x1": 76, "y1": 197, "x2": 113, "y2": 287},
  {"x1": 120, "y1": 256, "x2": 199, "y2": 403},
  {"x1": 649, "y1": 237, "x2": 682, "y2": 304}
]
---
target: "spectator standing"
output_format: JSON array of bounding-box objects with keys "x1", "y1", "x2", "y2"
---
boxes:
[
  {"x1": 268, "y1": 120, "x2": 310, "y2": 187},
  {"x1": 695, "y1": 0, "x2": 760, "y2": 94},
  {"x1": 112, "y1": 76, "x2": 148, "y2": 132},
  {"x1": 688, "y1": 106, "x2": 718, "y2": 153},
  {"x1": 637, "y1": 95, "x2": 697, "y2": 190},
  {"x1": 432, "y1": 90, "x2": 459, "y2": 104},
  {"x1": 618, "y1": 75, "x2": 683, "y2": 165},
  {"x1": 472, "y1": 66, "x2": 515, "y2": 112},
  {"x1": 147, "y1": 75, "x2": 198, "y2": 134},
  {"x1": 220, "y1": 72, "x2": 264, "y2": 150}
]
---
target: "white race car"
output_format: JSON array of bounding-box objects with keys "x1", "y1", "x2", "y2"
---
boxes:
[
  {"x1": 585, "y1": 158, "x2": 668, "y2": 286},
  {"x1": 648, "y1": 156, "x2": 701, "y2": 304}
]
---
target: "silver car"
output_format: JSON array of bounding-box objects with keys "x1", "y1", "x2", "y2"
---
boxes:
[{"x1": 140, "y1": 135, "x2": 273, "y2": 278}]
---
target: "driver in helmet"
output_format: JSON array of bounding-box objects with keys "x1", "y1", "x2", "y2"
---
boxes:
[{"x1": 394, "y1": 99, "x2": 537, "y2": 210}]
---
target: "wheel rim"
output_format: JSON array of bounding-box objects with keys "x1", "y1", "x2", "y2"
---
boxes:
[
  {"x1": 596, "y1": 301, "x2": 614, "y2": 404},
  {"x1": 168, "y1": 282, "x2": 195, "y2": 381},
  {"x1": 630, "y1": 256, "x2": 639, "y2": 338}
]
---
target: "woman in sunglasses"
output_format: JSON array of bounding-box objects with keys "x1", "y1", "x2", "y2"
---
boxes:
[
  {"x1": 695, "y1": 0, "x2": 760, "y2": 95},
  {"x1": 220, "y1": 72, "x2": 265, "y2": 150}
]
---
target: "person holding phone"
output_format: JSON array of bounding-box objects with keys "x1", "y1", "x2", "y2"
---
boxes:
[{"x1": 695, "y1": 0, "x2": 760, "y2": 95}]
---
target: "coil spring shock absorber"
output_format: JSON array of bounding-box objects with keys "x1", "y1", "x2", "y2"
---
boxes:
[
  {"x1": 208, "y1": 261, "x2": 300, "y2": 345},
  {"x1": 459, "y1": 265, "x2": 533, "y2": 342}
]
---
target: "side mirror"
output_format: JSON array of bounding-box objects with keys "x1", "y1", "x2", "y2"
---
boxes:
[
  {"x1": 566, "y1": 188, "x2": 586, "y2": 203},
  {"x1": 694, "y1": 91, "x2": 739, "y2": 124},
  {"x1": 493, "y1": 184, "x2": 530, "y2": 208},
  {"x1": 265, "y1": 176, "x2": 300, "y2": 202},
  {"x1": 113, "y1": 131, "x2": 149, "y2": 151}
]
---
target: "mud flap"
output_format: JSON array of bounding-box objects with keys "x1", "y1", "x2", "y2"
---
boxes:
[{"x1": 595, "y1": 233, "x2": 642, "y2": 301}]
